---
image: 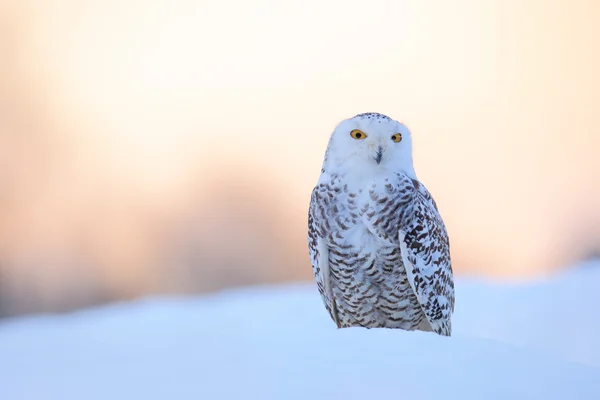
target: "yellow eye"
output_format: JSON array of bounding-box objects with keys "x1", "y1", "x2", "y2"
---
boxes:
[
  {"x1": 350, "y1": 129, "x2": 367, "y2": 140},
  {"x1": 391, "y1": 133, "x2": 402, "y2": 143}
]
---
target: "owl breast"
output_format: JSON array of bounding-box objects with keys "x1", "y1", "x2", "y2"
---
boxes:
[{"x1": 316, "y1": 173, "x2": 431, "y2": 330}]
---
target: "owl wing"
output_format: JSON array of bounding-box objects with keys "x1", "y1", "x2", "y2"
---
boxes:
[
  {"x1": 398, "y1": 180, "x2": 455, "y2": 336},
  {"x1": 308, "y1": 186, "x2": 341, "y2": 327}
]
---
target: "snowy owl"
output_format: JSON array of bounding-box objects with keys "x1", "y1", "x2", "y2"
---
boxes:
[{"x1": 308, "y1": 112, "x2": 454, "y2": 336}]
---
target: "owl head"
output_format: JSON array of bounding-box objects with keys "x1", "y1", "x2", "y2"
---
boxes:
[{"x1": 322, "y1": 113, "x2": 416, "y2": 179}]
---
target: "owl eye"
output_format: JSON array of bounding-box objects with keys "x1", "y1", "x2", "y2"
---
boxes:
[
  {"x1": 350, "y1": 129, "x2": 367, "y2": 140},
  {"x1": 391, "y1": 133, "x2": 402, "y2": 143}
]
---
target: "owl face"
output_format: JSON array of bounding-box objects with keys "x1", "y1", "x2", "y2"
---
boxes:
[{"x1": 323, "y1": 113, "x2": 416, "y2": 179}]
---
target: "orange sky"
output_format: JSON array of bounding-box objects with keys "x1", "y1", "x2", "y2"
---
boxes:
[{"x1": 1, "y1": 0, "x2": 599, "y2": 314}]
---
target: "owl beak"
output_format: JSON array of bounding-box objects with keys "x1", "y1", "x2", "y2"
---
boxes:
[{"x1": 373, "y1": 146, "x2": 384, "y2": 165}]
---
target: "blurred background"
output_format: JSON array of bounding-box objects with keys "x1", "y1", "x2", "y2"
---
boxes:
[{"x1": 0, "y1": 0, "x2": 598, "y2": 318}]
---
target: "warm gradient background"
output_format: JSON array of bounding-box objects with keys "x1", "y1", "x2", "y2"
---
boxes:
[{"x1": 0, "y1": 0, "x2": 598, "y2": 317}]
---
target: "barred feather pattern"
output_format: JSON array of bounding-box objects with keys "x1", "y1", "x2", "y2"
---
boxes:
[{"x1": 308, "y1": 172, "x2": 454, "y2": 336}]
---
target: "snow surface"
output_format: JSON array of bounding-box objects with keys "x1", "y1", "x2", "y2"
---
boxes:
[{"x1": 1, "y1": 261, "x2": 600, "y2": 400}]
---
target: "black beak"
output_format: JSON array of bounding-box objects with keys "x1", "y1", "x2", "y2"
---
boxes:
[{"x1": 374, "y1": 146, "x2": 383, "y2": 165}]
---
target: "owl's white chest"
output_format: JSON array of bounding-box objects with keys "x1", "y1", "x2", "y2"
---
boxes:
[
  {"x1": 333, "y1": 174, "x2": 402, "y2": 246},
  {"x1": 318, "y1": 172, "x2": 426, "y2": 329}
]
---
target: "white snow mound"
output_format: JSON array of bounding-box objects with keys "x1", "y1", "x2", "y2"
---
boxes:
[{"x1": 1, "y1": 261, "x2": 599, "y2": 400}]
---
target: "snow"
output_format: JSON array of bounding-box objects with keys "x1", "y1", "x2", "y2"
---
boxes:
[{"x1": 1, "y1": 261, "x2": 600, "y2": 400}]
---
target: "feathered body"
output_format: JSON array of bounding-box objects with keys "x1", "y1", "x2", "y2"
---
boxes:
[{"x1": 308, "y1": 113, "x2": 454, "y2": 336}]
